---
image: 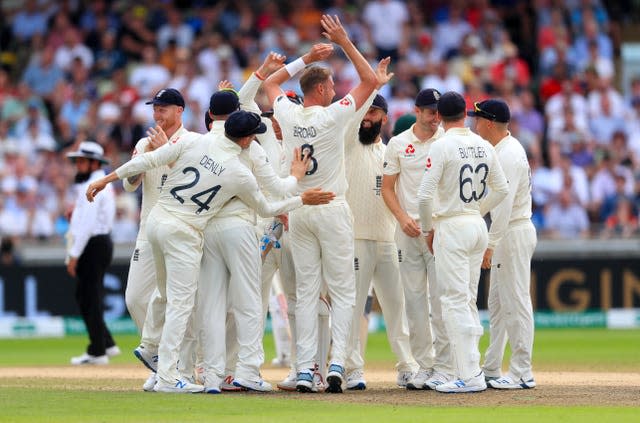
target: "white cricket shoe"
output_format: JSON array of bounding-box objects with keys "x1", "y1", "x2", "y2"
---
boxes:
[
  {"x1": 154, "y1": 378, "x2": 204, "y2": 393},
  {"x1": 325, "y1": 363, "x2": 345, "y2": 393},
  {"x1": 435, "y1": 372, "x2": 487, "y2": 393},
  {"x1": 396, "y1": 370, "x2": 415, "y2": 387},
  {"x1": 143, "y1": 372, "x2": 157, "y2": 392},
  {"x1": 106, "y1": 346, "x2": 121, "y2": 357},
  {"x1": 201, "y1": 373, "x2": 223, "y2": 394},
  {"x1": 134, "y1": 345, "x2": 158, "y2": 372},
  {"x1": 346, "y1": 369, "x2": 366, "y2": 390},
  {"x1": 221, "y1": 375, "x2": 243, "y2": 392},
  {"x1": 277, "y1": 370, "x2": 297, "y2": 391},
  {"x1": 312, "y1": 370, "x2": 326, "y2": 392},
  {"x1": 488, "y1": 375, "x2": 536, "y2": 389},
  {"x1": 424, "y1": 371, "x2": 453, "y2": 390},
  {"x1": 233, "y1": 377, "x2": 272, "y2": 392},
  {"x1": 406, "y1": 368, "x2": 432, "y2": 390},
  {"x1": 70, "y1": 353, "x2": 109, "y2": 365},
  {"x1": 296, "y1": 369, "x2": 315, "y2": 393}
]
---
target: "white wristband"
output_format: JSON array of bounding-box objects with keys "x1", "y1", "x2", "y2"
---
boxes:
[{"x1": 285, "y1": 58, "x2": 306, "y2": 77}]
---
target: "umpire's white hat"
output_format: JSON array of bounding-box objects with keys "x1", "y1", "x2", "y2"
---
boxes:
[{"x1": 66, "y1": 141, "x2": 109, "y2": 165}]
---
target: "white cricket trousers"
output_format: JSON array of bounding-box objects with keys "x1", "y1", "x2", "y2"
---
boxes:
[
  {"x1": 346, "y1": 239, "x2": 416, "y2": 373},
  {"x1": 483, "y1": 220, "x2": 537, "y2": 381},
  {"x1": 197, "y1": 218, "x2": 264, "y2": 381},
  {"x1": 145, "y1": 206, "x2": 203, "y2": 385},
  {"x1": 434, "y1": 215, "x2": 487, "y2": 380},
  {"x1": 290, "y1": 201, "x2": 356, "y2": 371},
  {"x1": 395, "y1": 227, "x2": 440, "y2": 371},
  {"x1": 125, "y1": 238, "x2": 156, "y2": 332}
]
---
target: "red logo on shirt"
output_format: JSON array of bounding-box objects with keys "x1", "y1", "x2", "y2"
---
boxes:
[
  {"x1": 405, "y1": 144, "x2": 415, "y2": 154},
  {"x1": 426, "y1": 157, "x2": 432, "y2": 169},
  {"x1": 339, "y1": 97, "x2": 352, "y2": 106},
  {"x1": 172, "y1": 136, "x2": 180, "y2": 144}
]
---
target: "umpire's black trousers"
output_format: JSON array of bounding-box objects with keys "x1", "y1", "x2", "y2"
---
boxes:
[{"x1": 75, "y1": 234, "x2": 116, "y2": 356}]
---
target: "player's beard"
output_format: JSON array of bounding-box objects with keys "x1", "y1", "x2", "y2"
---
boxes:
[
  {"x1": 74, "y1": 171, "x2": 92, "y2": 183},
  {"x1": 358, "y1": 120, "x2": 382, "y2": 145}
]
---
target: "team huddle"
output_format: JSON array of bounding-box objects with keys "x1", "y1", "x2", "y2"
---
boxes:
[{"x1": 82, "y1": 15, "x2": 536, "y2": 394}]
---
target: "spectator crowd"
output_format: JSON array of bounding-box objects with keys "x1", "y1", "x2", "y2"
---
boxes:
[{"x1": 0, "y1": 0, "x2": 639, "y2": 255}]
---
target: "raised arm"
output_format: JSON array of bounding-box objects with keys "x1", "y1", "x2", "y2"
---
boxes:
[
  {"x1": 263, "y1": 43, "x2": 334, "y2": 106},
  {"x1": 238, "y1": 52, "x2": 287, "y2": 114},
  {"x1": 320, "y1": 14, "x2": 377, "y2": 111}
]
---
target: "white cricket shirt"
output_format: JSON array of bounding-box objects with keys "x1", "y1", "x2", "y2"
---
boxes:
[
  {"x1": 274, "y1": 93, "x2": 357, "y2": 197},
  {"x1": 123, "y1": 125, "x2": 193, "y2": 241},
  {"x1": 417, "y1": 127, "x2": 508, "y2": 230},
  {"x1": 383, "y1": 125, "x2": 444, "y2": 220},
  {"x1": 115, "y1": 133, "x2": 303, "y2": 231},
  {"x1": 480, "y1": 133, "x2": 533, "y2": 249}
]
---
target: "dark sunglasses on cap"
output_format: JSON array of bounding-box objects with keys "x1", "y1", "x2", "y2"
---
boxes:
[{"x1": 472, "y1": 102, "x2": 497, "y2": 121}]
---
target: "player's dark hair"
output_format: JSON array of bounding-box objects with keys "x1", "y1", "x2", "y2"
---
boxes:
[
  {"x1": 300, "y1": 66, "x2": 332, "y2": 96},
  {"x1": 440, "y1": 111, "x2": 465, "y2": 122}
]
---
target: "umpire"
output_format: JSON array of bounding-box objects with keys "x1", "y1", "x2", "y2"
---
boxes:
[{"x1": 66, "y1": 141, "x2": 119, "y2": 365}]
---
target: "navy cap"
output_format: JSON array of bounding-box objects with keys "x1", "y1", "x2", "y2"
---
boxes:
[
  {"x1": 209, "y1": 90, "x2": 240, "y2": 115},
  {"x1": 437, "y1": 91, "x2": 466, "y2": 118},
  {"x1": 225, "y1": 110, "x2": 267, "y2": 138},
  {"x1": 467, "y1": 99, "x2": 510, "y2": 123},
  {"x1": 371, "y1": 94, "x2": 388, "y2": 114},
  {"x1": 415, "y1": 88, "x2": 441, "y2": 109},
  {"x1": 145, "y1": 88, "x2": 185, "y2": 107}
]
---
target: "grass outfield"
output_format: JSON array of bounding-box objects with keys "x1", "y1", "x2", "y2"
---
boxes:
[{"x1": 0, "y1": 328, "x2": 639, "y2": 422}]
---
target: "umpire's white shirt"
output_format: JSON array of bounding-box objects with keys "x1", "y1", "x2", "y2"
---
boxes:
[
  {"x1": 480, "y1": 133, "x2": 533, "y2": 249},
  {"x1": 122, "y1": 125, "x2": 193, "y2": 241},
  {"x1": 115, "y1": 133, "x2": 303, "y2": 231},
  {"x1": 383, "y1": 125, "x2": 444, "y2": 220},
  {"x1": 67, "y1": 168, "x2": 115, "y2": 258}
]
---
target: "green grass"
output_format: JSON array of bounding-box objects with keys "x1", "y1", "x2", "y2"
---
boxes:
[
  {"x1": 1, "y1": 328, "x2": 639, "y2": 370},
  {"x1": 1, "y1": 328, "x2": 638, "y2": 422}
]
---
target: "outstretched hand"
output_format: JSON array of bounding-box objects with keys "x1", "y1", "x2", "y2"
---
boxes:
[
  {"x1": 261, "y1": 51, "x2": 287, "y2": 76},
  {"x1": 86, "y1": 178, "x2": 108, "y2": 202},
  {"x1": 320, "y1": 14, "x2": 349, "y2": 46},
  {"x1": 306, "y1": 43, "x2": 334, "y2": 63},
  {"x1": 147, "y1": 125, "x2": 169, "y2": 151},
  {"x1": 375, "y1": 57, "x2": 394, "y2": 89},
  {"x1": 300, "y1": 188, "x2": 336, "y2": 205},
  {"x1": 218, "y1": 80, "x2": 234, "y2": 91}
]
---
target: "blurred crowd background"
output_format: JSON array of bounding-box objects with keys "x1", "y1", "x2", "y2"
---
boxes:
[{"x1": 1, "y1": 0, "x2": 640, "y2": 262}]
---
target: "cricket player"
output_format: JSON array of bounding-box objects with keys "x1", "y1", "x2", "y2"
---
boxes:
[
  {"x1": 122, "y1": 88, "x2": 196, "y2": 391},
  {"x1": 468, "y1": 99, "x2": 537, "y2": 390},
  {"x1": 417, "y1": 92, "x2": 509, "y2": 393},
  {"x1": 343, "y1": 60, "x2": 418, "y2": 390},
  {"x1": 381, "y1": 88, "x2": 449, "y2": 389},
  {"x1": 87, "y1": 110, "x2": 335, "y2": 393},
  {"x1": 263, "y1": 14, "x2": 377, "y2": 393}
]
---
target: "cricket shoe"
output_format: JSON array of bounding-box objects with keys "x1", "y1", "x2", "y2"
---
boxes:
[
  {"x1": 142, "y1": 372, "x2": 157, "y2": 392},
  {"x1": 277, "y1": 370, "x2": 297, "y2": 391},
  {"x1": 312, "y1": 370, "x2": 326, "y2": 392},
  {"x1": 296, "y1": 369, "x2": 315, "y2": 393},
  {"x1": 134, "y1": 345, "x2": 158, "y2": 372},
  {"x1": 488, "y1": 375, "x2": 536, "y2": 389},
  {"x1": 325, "y1": 363, "x2": 345, "y2": 393},
  {"x1": 484, "y1": 374, "x2": 499, "y2": 383},
  {"x1": 70, "y1": 353, "x2": 108, "y2": 365},
  {"x1": 106, "y1": 346, "x2": 121, "y2": 357},
  {"x1": 435, "y1": 372, "x2": 487, "y2": 393},
  {"x1": 406, "y1": 368, "x2": 432, "y2": 390},
  {"x1": 201, "y1": 373, "x2": 223, "y2": 394},
  {"x1": 396, "y1": 370, "x2": 415, "y2": 387},
  {"x1": 233, "y1": 377, "x2": 272, "y2": 392},
  {"x1": 154, "y1": 378, "x2": 204, "y2": 393},
  {"x1": 424, "y1": 371, "x2": 453, "y2": 390},
  {"x1": 221, "y1": 375, "x2": 244, "y2": 391},
  {"x1": 346, "y1": 369, "x2": 366, "y2": 390}
]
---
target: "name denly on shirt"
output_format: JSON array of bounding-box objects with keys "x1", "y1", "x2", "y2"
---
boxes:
[
  {"x1": 199, "y1": 155, "x2": 225, "y2": 176},
  {"x1": 458, "y1": 146, "x2": 486, "y2": 159}
]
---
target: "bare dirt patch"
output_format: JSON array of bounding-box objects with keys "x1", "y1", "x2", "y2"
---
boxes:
[{"x1": 1, "y1": 365, "x2": 638, "y2": 407}]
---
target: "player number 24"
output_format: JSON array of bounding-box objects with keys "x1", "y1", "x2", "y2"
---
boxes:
[
  {"x1": 170, "y1": 167, "x2": 221, "y2": 214},
  {"x1": 459, "y1": 163, "x2": 488, "y2": 203}
]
